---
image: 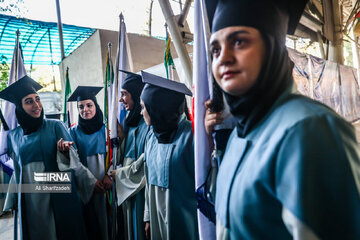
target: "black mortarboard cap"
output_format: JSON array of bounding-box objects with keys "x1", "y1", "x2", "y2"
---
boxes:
[
  {"x1": 140, "y1": 71, "x2": 189, "y2": 139},
  {"x1": 119, "y1": 70, "x2": 144, "y2": 90},
  {"x1": 140, "y1": 71, "x2": 192, "y2": 97},
  {"x1": 67, "y1": 86, "x2": 103, "y2": 102},
  {"x1": 0, "y1": 75, "x2": 43, "y2": 105},
  {"x1": 207, "y1": 0, "x2": 308, "y2": 35},
  {"x1": 119, "y1": 70, "x2": 145, "y2": 103},
  {"x1": 119, "y1": 69, "x2": 137, "y2": 76}
]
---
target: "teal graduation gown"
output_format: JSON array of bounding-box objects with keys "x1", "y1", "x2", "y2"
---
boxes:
[
  {"x1": 69, "y1": 124, "x2": 108, "y2": 240},
  {"x1": 124, "y1": 119, "x2": 149, "y2": 240},
  {"x1": 144, "y1": 115, "x2": 199, "y2": 240},
  {"x1": 215, "y1": 91, "x2": 360, "y2": 240},
  {"x1": 6, "y1": 119, "x2": 87, "y2": 240},
  {"x1": 116, "y1": 118, "x2": 149, "y2": 240}
]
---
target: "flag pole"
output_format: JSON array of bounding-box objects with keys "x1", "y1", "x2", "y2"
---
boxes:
[
  {"x1": 15, "y1": 30, "x2": 20, "y2": 82},
  {"x1": 164, "y1": 23, "x2": 174, "y2": 80},
  {"x1": 107, "y1": 41, "x2": 118, "y2": 240},
  {"x1": 114, "y1": 13, "x2": 123, "y2": 85},
  {"x1": 1, "y1": 31, "x2": 27, "y2": 240},
  {"x1": 13, "y1": 30, "x2": 21, "y2": 240},
  {"x1": 64, "y1": 66, "x2": 72, "y2": 127},
  {"x1": 55, "y1": 0, "x2": 65, "y2": 60},
  {"x1": 158, "y1": 0, "x2": 193, "y2": 87},
  {"x1": 115, "y1": 13, "x2": 130, "y2": 128},
  {"x1": 194, "y1": 0, "x2": 216, "y2": 239},
  {"x1": 105, "y1": 42, "x2": 112, "y2": 172}
]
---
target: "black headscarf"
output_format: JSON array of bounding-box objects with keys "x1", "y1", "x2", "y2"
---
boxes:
[
  {"x1": 225, "y1": 33, "x2": 293, "y2": 137},
  {"x1": 141, "y1": 84, "x2": 185, "y2": 143},
  {"x1": 121, "y1": 72, "x2": 145, "y2": 127},
  {"x1": 77, "y1": 97, "x2": 104, "y2": 135},
  {"x1": 0, "y1": 75, "x2": 44, "y2": 135},
  {"x1": 209, "y1": 0, "x2": 307, "y2": 137},
  {"x1": 15, "y1": 104, "x2": 44, "y2": 135}
]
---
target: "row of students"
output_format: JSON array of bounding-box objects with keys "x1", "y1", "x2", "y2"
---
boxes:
[
  {"x1": 4, "y1": 0, "x2": 360, "y2": 239},
  {"x1": 112, "y1": 71, "x2": 198, "y2": 240},
  {"x1": 0, "y1": 70, "x2": 199, "y2": 240}
]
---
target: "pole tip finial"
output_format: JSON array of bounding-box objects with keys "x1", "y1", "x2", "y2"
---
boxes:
[
  {"x1": 16, "y1": 29, "x2": 20, "y2": 36},
  {"x1": 120, "y1": 12, "x2": 124, "y2": 21}
]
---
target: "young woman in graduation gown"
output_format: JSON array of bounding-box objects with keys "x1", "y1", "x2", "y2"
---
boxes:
[
  {"x1": 110, "y1": 71, "x2": 149, "y2": 240},
  {"x1": 66, "y1": 86, "x2": 110, "y2": 240},
  {"x1": 1, "y1": 76, "x2": 88, "y2": 240},
  {"x1": 140, "y1": 71, "x2": 198, "y2": 240},
  {"x1": 204, "y1": 0, "x2": 360, "y2": 239}
]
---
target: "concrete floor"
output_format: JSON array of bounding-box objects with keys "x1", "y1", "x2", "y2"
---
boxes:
[{"x1": 0, "y1": 211, "x2": 14, "y2": 240}]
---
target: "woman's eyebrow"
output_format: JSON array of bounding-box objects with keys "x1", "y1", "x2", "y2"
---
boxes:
[
  {"x1": 209, "y1": 38, "x2": 218, "y2": 47},
  {"x1": 226, "y1": 30, "x2": 250, "y2": 41},
  {"x1": 210, "y1": 30, "x2": 250, "y2": 46}
]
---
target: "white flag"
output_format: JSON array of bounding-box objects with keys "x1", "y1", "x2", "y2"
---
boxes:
[
  {"x1": 114, "y1": 13, "x2": 133, "y2": 128},
  {"x1": 194, "y1": 0, "x2": 216, "y2": 239},
  {"x1": 0, "y1": 42, "x2": 26, "y2": 171},
  {"x1": 107, "y1": 45, "x2": 118, "y2": 139}
]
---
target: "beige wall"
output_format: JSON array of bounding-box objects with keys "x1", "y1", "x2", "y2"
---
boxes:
[
  {"x1": 59, "y1": 29, "x2": 193, "y2": 123},
  {"x1": 59, "y1": 30, "x2": 104, "y2": 123}
]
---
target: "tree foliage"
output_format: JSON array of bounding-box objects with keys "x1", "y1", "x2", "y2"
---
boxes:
[
  {"x1": 0, "y1": 0, "x2": 25, "y2": 16},
  {"x1": 0, "y1": 55, "x2": 9, "y2": 91}
]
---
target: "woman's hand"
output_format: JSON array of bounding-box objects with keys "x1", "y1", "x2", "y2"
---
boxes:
[
  {"x1": 102, "y1": 175, "x2": 113, "y2": 190},
  {"x1": 94, "y1": 180, "x2": 105, "y2": 193},
  {"x1": 57, "y1": 138, "x2": 73, "y2": 159},
  {"x1": 145, "y1": 221, "x2": 150, "y2": 240},
  {"x1": 204, "y1": 100, "x2": 224, "y2": 135},
  {"x1": 109, "y1": 170, "x2": 116, "y2": 179}
]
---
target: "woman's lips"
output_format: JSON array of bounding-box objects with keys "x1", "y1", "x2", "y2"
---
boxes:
[{"x1": 222, "y1": 71, "x2": 240, "y2": 80}]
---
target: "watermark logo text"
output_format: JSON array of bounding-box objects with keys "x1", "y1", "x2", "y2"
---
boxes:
[{"x1": 34, "y1": 172, "x2": 71, "y2": 182}]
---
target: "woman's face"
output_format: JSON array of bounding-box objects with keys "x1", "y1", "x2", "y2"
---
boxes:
[
  {"x1": 119, "y1": 89, "x2": 134, "y2": 111},
  {"x1": 78, "y1": 99, "x2": 96, "y2": 120},
  {"x1": 210, "y1": 26, "x2": 266, "y2": 96},
  {"x1": 140, "y1": 100, "x2": 151, "y2": 126},
  {"x1": 22, "y1": 93, "x2": 42, "y2": 118}
]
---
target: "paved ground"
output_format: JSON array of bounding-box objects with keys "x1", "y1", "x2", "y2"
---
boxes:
[{"x1": 0, "y1": 211, "x2": 14, "y2": 240}]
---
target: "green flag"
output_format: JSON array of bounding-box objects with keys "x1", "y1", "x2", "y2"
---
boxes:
[
  {"x1": 63, "y1": 68, "x2": 71, "y2": 124},
  {"x1": 104, "y1": 48, "x2": 114, "y2": 173},
  {"x1": 104, "y1": 48, "x2": 114, "y2": 132},
  {"x1": 104, "y1": 48, "x2": 114, "y2": 207},
  {"x1": 164, "y1": 35, "x2": 175, "y2": 78}
]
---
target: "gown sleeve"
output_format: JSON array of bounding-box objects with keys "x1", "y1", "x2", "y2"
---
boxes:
[
  {"x1": 3, "y1": 136, "x2": 20, "y2": 211},
  {"x1": 114, "y1": 153, "x2": 146, "y2": 206},
  {"x1": 143, "y1": 170, "x2": 150, "y2": 222},
  {"x1": 55, "y1": 121, "x2": 96, "y2": 203},
  {"x1": 275, "y1": 114, "x2": 360, "y2": 239},
  {"x1": 3, "y1": 168, "x2": 17, "y2": 211}
]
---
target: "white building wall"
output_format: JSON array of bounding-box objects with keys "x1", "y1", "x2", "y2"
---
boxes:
[{"x1": 59, "y1": 29, "x2": 193, "y2": 124}]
